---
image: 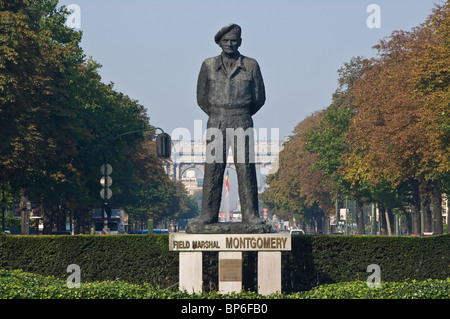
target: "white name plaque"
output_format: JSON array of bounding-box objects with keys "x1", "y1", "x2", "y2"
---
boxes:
[{"x1": 169, "y1": 233, "x2": 291, "y2": 251}]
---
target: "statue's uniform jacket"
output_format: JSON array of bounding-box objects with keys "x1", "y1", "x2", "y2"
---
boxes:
[
  {"x1": 197, "y1": 54, "x2": 266, "y2": 129},
  {"x1": 196, "y1": 53, "x2": 266, "y2": 223}
]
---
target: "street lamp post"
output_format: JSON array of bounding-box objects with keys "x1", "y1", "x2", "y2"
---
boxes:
[
  {"x1": 25, "y1": 201, "x2": 31, "y2": 235},
  {"x1": 100, "y1": 127, "x2": 171, "y2": 234}
]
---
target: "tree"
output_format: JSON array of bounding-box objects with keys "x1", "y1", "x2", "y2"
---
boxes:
[
  {"x1": 0, "y1": 0, "x2": 84, "y2": 182},
  {"x1": 262, "y1": 111, "x2": 331, "y2": 233},
  {"x1": 264, "y1": 2, "x2": 449, "y2": 236},
  {"x1": 0, "y1": 1, "x2": 182, "y2": 233},
  {"x1": 346, "y1": 5, "x2": 449, "y2": 234},
  {"x1": 263, "y1": 58, "x2": 373, "y2": 234},
  {"x1": 0, "y1": 0, "x2": 90, "y2": 232},
  {"x1": 303, "y1": 57, "x2": 372, "y2": 235},
  {"x1": 411, "y1": 2, "x2": 450, "y2": 234},
  {"x1": 411, "y1": 2, "x2": 450, "y2": 175}
]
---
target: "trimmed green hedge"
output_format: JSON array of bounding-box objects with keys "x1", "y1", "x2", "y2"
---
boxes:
[
  {"x1": 0, "y1": 234, "x2": 178, "y2": 288},
  {"x1": 0, "y1": 234, "x2": 449, "y2": 293},
  {"x1": 283, "y1": 234, "x2": 450, "y2": 292}
]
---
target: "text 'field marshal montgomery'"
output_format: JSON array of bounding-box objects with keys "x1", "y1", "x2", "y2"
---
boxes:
[{"x1": 195, "y1": 23, "x2": 266, "y2": 226}]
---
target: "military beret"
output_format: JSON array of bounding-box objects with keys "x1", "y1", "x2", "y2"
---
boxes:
[{"x1": 214, "y1": 23, "x2": 241, "y2": 44}]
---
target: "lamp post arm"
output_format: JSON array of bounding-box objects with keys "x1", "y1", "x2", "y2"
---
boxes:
[
  {"x1": 102, "y1": 127, "x2": 169, "y2": 216},
  {"x1": 105, "y1": 126, "x2": 167, "y2": 173},
  {"x1": 111, "y1": 127, "x2": 166, "y2": 143}
]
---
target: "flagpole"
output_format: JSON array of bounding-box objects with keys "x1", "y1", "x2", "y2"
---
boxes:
[{"x1": 224, "y1": 169, "x2": 230, "y2": 222}]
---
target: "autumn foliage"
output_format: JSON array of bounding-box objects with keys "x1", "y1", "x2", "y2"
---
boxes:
[{"x1": 263, "y1": 2, "x2": 450, "y2": 235}]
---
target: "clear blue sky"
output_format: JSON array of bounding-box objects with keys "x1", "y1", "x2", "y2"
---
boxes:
[{"x1": 59, "y1": 0, "x2": 438, "y2": 140}]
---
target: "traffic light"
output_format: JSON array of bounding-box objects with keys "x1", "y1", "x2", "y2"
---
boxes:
[{"x1": 156, "y1": 133, "x2": 171, "y2": 158}]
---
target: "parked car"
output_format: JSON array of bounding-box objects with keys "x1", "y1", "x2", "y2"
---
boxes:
[
  {"x1": 128, "y1": 229, "x2": 169, "y2": 234},
  {"x1": 153, "y1": 229, "x2": 169, "y2": 234},
  {"x1": 129, "y1": 229, "x2": 148, "y2": 234},
  {"x1": 290, "y1": 229, "x2": 305, "y2": 235}
]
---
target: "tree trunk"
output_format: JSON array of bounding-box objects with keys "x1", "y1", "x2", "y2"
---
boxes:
[
  {"x1": 411, "y1": 179, "x2": 421, "y2": 235},
  {"x1": 385, "y1": 209, "x2": 392, "y2": 236},
  {"x1": 55, "y1": 206, "x2": 66, "y2": 232},
  {"x1": 75, "y1": 209, "x2": 87, "y2": 234},
  {"x1": 316, "y1": 210, "x2": 324, "y2": 234},
  {"x1": 379, "y1": 204, "x2": 387, "y2": 235},
  {"x1": 19, "y1": 189, "x2": 29, "y2": 235},
  {"x1": 405, "y1": 212, "x2": 412, "y2": 235},
  {"x1": 73, "y1": 210, "x2": 80, "y2": 234},
  {"x1": 431, "y1": 187, "x2": 443, "y2": 235},
  {"x1": 356, "y1": 200, "x2": 365, "y2": 235},
  {"x1": 421, "y1": 193, "x2": 433, "y2": 234},
  {"x1": 42, "y1": 203, "x2": 52, "y2": 235},
  {"x1": 371, "y1": 203, "x2": 377, "y2": 235}
]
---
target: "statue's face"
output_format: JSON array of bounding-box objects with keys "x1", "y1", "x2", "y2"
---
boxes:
[{"x1": 219, "y1": 31, "x2": 241, "y2": 55}]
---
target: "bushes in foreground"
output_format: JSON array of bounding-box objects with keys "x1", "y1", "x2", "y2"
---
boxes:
[{"x1": 0, "y1": 269, "x2": 449, "y2": 299}]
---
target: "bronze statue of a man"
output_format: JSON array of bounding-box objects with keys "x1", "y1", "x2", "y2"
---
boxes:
[{"x1": 195, "y1": 23, "x2": 266, "y2": 226}]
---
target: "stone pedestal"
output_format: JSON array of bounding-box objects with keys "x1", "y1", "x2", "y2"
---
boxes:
[
  {"x1": 219, "y1": 251, "x2": 242, "y2": 294},
  {"x1": 179, "y1": 251, "x2": 202, "y2": 293},
  {"x1": 169, "y1": 233, "x2": 291, "y2": 295},
  {"x1": 257, "y1": 251, "x2": 281, "y2": 295}
]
